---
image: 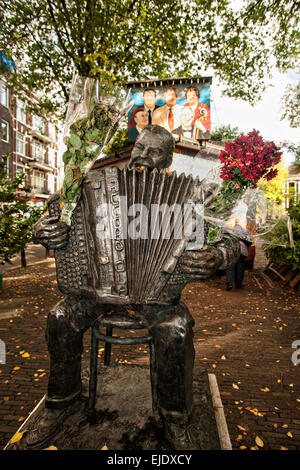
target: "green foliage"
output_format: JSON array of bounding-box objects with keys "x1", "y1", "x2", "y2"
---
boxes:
[
  {"x1": 102, "y1": 128, "x2": 130, "y2": 155},
  {"x1": 280, "y1": 82, "x2": 300, "y2": 128},
  {"x1": 1, "y1": 0, "x2": 299, "y2": 117},
  {"x1": 263, "y1": 202, "x2": 300, "y2": 270},
  {"x1": 210, "y1": 124, "x2": 241, "y2": 142},
  {"x1": 0, "y1": 154, "x2": 44, "y2": 263},
  {"x1": 258, "y1": 162, "x2": 288, "y2": 204},
  {"x1": 282, "y1": 142, "x2": 300, "y2": 167}
]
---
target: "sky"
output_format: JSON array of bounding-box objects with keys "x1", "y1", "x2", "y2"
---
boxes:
[{"x1": 210, "y1": 69, "x2": 299, "y2": 167}]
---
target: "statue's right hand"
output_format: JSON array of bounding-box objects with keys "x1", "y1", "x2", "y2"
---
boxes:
[{"x1": 32, "y1": 215, "x2": 70, "y2": 250}]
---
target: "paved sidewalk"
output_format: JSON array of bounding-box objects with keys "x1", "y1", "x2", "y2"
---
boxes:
[
  {"x1": 0, "y1": 244, "x2": 52, "y2": 275},
  {"x1": 0, "y1": 259, "x2": 299, "y2": 450}
]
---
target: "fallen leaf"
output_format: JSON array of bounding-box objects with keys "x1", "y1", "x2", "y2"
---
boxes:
[
  {"x1": 221, "y1": 355, "x2": 226, "y2": 360},
  {"x1": 21, "y1": 352, "x2": 30, "y2": 358},
  {"x1": 287, "y1": 432, "x2": 293, "y2": 438},
  {"x1": 232, "y1": 383, "x2": 239, "y2": 390},
  {"x1": 9, "y1": 430, "x2": 27, "y2": 444},
  {"x1": 260, "y1": 387, "x2": 270, "y2": 392},
  {"x1": 101, "y1": 445, "x2": 108, "y2": 450},
  {"x1": 43, "y1": 446, "x2": 58, "y2": 450},
  {"x1": 237, "y1": 425, "x2": 247, "y2": 432},
  {"x1": 239, "y1": 445, "x2": 247, "y2": 450},
  {"x1": 255, "y1": 436, "x2": 264, "y2": 448}
]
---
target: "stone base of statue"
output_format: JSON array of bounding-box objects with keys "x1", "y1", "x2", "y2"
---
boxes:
[{"x1": 4, "y1": 365, "x2": 230, "y2": 451}]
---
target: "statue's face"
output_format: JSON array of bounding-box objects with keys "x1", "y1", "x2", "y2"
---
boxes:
[{"x1": 129, "y1": 126, "x2": 173, "y2": 170}]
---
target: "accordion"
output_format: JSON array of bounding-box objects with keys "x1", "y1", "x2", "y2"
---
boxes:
[{"x1": 48, "y1": 166, "x2": 195, "y2": 305}]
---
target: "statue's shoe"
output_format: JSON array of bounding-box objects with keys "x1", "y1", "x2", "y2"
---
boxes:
[
  {"x1": 25, "y1": 400, "x2": 81, "y2": 449},
  {"x1": 165, "y1": 421, "x2": 198, "y2": 451}
]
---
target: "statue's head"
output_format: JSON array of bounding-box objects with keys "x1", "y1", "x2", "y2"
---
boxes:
[{"x1": 129, "y1": 124, "x2": 174, "y2": 170}]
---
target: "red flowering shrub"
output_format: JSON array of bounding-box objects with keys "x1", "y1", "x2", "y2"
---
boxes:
[{"x1": 219, "y1": 129, "x2": 282, "y2": 190}]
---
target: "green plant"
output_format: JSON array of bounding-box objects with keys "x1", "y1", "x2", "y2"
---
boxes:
[
  {"x1": 263, "y1": 202, "x2": 300, "y2": 270},
  {"x1": 0, "y1": 154, "x2": 44, "y2": 264}
]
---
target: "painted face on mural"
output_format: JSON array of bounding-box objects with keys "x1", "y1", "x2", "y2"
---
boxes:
[
  {"x1": 186, "y1": 89, "x2": 198, "y2": 106},
  {"x1": 143, "y1": 90, "x2": 156, "y2": 109},
  {"x1": 180, "y1": 107, "x2": 194, "y2": 129},
  {"x1": 163, "y1": 88, "x2": 177, "y2": 107},
  {"x1": 134, "y1": 110, "x2": 148, "y2": 128}
]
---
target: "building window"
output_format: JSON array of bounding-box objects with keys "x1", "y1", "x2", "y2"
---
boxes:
[
  {"x1": 17, "y1": 98, "x2": 26, "y2": 123},
  {"x1": 16, "y1": 132, "x2": 25, "y2": 155},
  {"x1": 1, "y1": 120, "x2": 9, "y2": 142},
  {"x1": 33, "y1": 170, "x2": 45, "y2": 192},
  {"x1": 33, "y1": 140, "x2": 44, "y2": 162},
  {"x1": 1, "y1": 83, "x2": 8, "y2": 107},
  {"x1": 33, "y1": 114, "x2": 45, "y2": 133},
  {"x1": 16, "y1": 164, "x2": 25, "y2": 174}
]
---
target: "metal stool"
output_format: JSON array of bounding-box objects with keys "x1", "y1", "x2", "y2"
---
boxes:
[{"x1": 88, "y1": 312, "x2": 157, "y2": 414}]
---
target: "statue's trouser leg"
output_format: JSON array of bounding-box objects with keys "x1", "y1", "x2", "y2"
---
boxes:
[
  {"x1": 148, "y1": 302, "x2": 195, "y2": 425},
  {"x1": 45, "y1": 295, "x2": 100, "y2": 409}
]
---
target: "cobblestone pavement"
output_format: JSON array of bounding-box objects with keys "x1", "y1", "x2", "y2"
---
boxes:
[{"x1": 0, "y1": 258, "x2": 299, "y2": 451}]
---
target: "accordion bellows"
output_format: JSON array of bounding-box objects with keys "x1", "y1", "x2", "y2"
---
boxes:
[{"x1": 49, "y1": 167, "x2": 195, "y2": 305}]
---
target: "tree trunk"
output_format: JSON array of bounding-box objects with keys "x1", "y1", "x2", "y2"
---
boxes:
[{"x1": 21, "y1": 248, "x2": 27, "y2": 268}]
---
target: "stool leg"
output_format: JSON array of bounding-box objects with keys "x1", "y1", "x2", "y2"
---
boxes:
[
  {"x1": 104, "y1": 326, "x2": 112, "y2": 366},
  {"x1": 88, "y1": 327, "x2": 98, "y2": 412},
  {"x1": 149, "y1": 341, "x2": 158, "y2": 416}
]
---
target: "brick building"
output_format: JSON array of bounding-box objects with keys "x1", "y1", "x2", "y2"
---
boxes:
[{"x1": 0, "y1": 75, "x2": 62, "y2": 207}]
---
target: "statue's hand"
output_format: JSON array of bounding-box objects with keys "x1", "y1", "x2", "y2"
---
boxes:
[
  {"x1": 32, "y1": 215, "x2": 70, "y2": 250},
  {"x1": 180, "y1": 245, "x2": 224, "y2": 280}
]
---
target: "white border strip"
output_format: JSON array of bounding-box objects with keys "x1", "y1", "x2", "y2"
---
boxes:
[{"x1": 208, "y1": 373, "x2": 232, "y2": 450}]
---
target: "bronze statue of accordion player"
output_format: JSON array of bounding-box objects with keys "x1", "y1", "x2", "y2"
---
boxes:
[{"x1": 30, "y1": 124, "x2": 240, "y2": 449}]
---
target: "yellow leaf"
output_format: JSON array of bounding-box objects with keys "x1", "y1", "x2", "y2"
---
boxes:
[
  {"x1": 287, "y1": 432, "x2": 293, "y2": 438},
  {"x1": 232, "y1": 383, "x2": 239, "y2": 389},
  {"x1": 215, "y1": 345, "x2": 221, "y2": 348},
  {"x1": 22, "y1": 353, "x2": 30, "y2": 358},
  {"x1": 3, "y1": 397, "x2": 9, "y2": 402},
  {"x1": 221, "y1": 355, "x2": 226, "y2": 360},
  {"x1": 235, "y1": 434, "x2": 243, "y2": 442},
  {"x1": 255, "y1": 436, "x2": 264, "y2": 447},
  {"x1": 43, "y1": 446, "x2": 58, "y2": 450},
  {"x1": 260, "y1": 387, "x2": 270, "y2": 392},
  {"x1": 240, "y1": 445, "x2": 247, "y2": 450},
  {"x1": 280, "y1": 447, "x2": 288, "y2": 450},
  {"x1": 101, "y1": 445, "x2": 108, "y2": 450},
  {"x1": 9, "y1": 430, "x2": 27, "y2": 444},
  {"x1": 13, "y1": 366, "x2": 20, "y2": 371},
  {"x1": 237, "y1": 425, "x2": 247, "y2": 432}
]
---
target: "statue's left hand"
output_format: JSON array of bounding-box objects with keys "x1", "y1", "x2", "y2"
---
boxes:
[{"x1": 180, "y1": 246, "x2": 224, "y2": 280}]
